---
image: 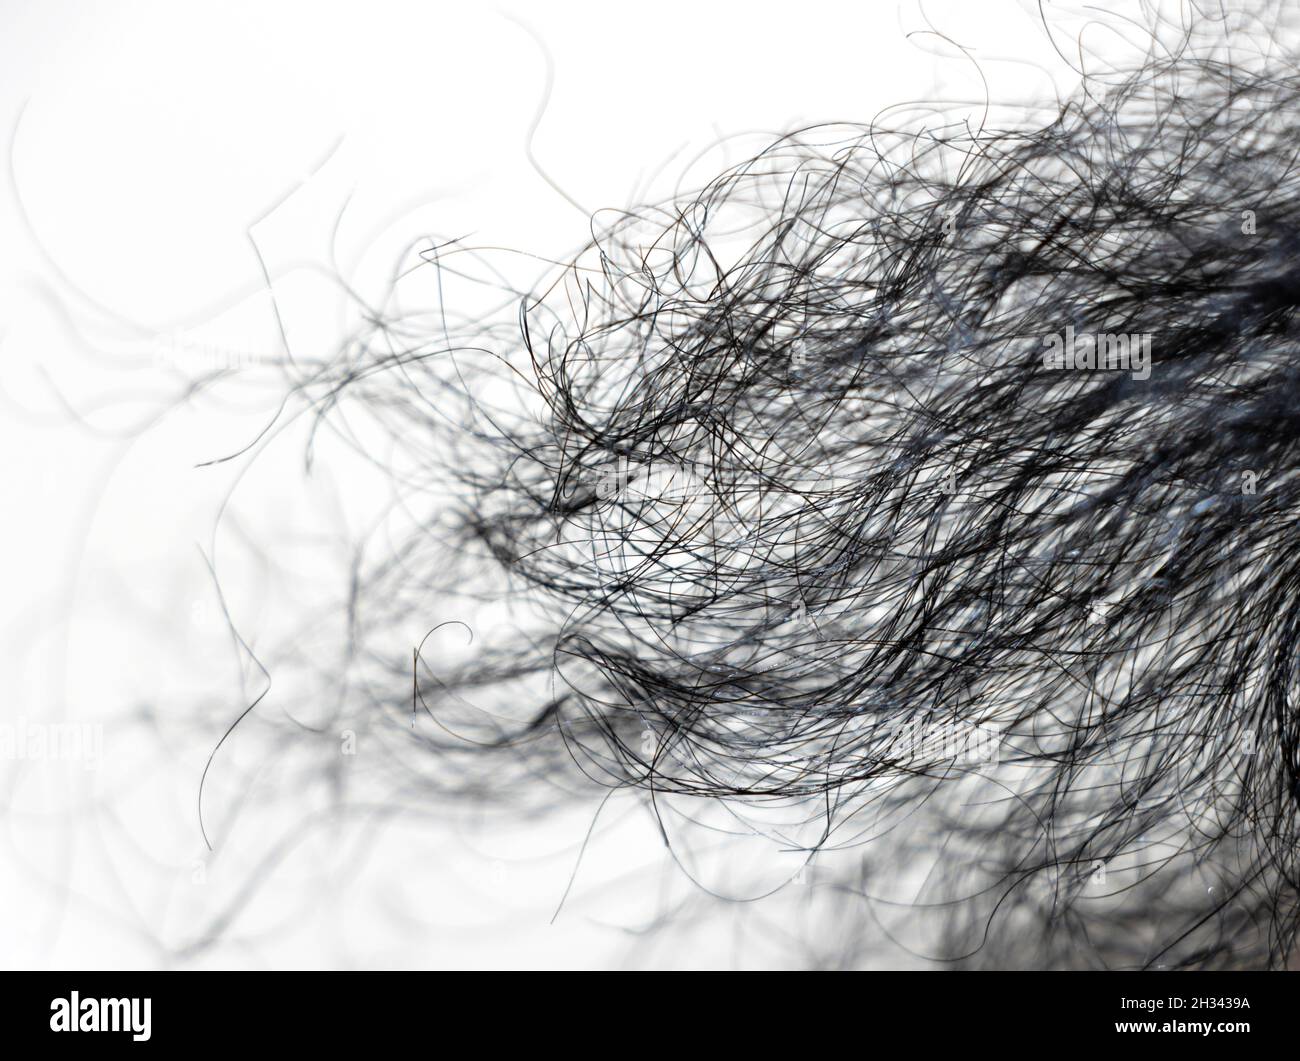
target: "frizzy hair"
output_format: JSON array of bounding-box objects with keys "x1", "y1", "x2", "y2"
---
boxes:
[{"x1": 200, "y1": 2, "x2": 1300, "y2": 968}]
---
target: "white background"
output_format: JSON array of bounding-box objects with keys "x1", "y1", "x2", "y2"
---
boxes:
[{"x1": 0, "y1": 0, "x2": 1134, "y2": 968}]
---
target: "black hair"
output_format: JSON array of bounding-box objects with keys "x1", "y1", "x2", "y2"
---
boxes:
[{"x1": 199, "y1": 2, "x2": 1300, "y2": 968}]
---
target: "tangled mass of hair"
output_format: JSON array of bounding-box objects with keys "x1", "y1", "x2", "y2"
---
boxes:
[{"x1": 213, "y1": 5, "x2": 1300, "y2": 968}]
